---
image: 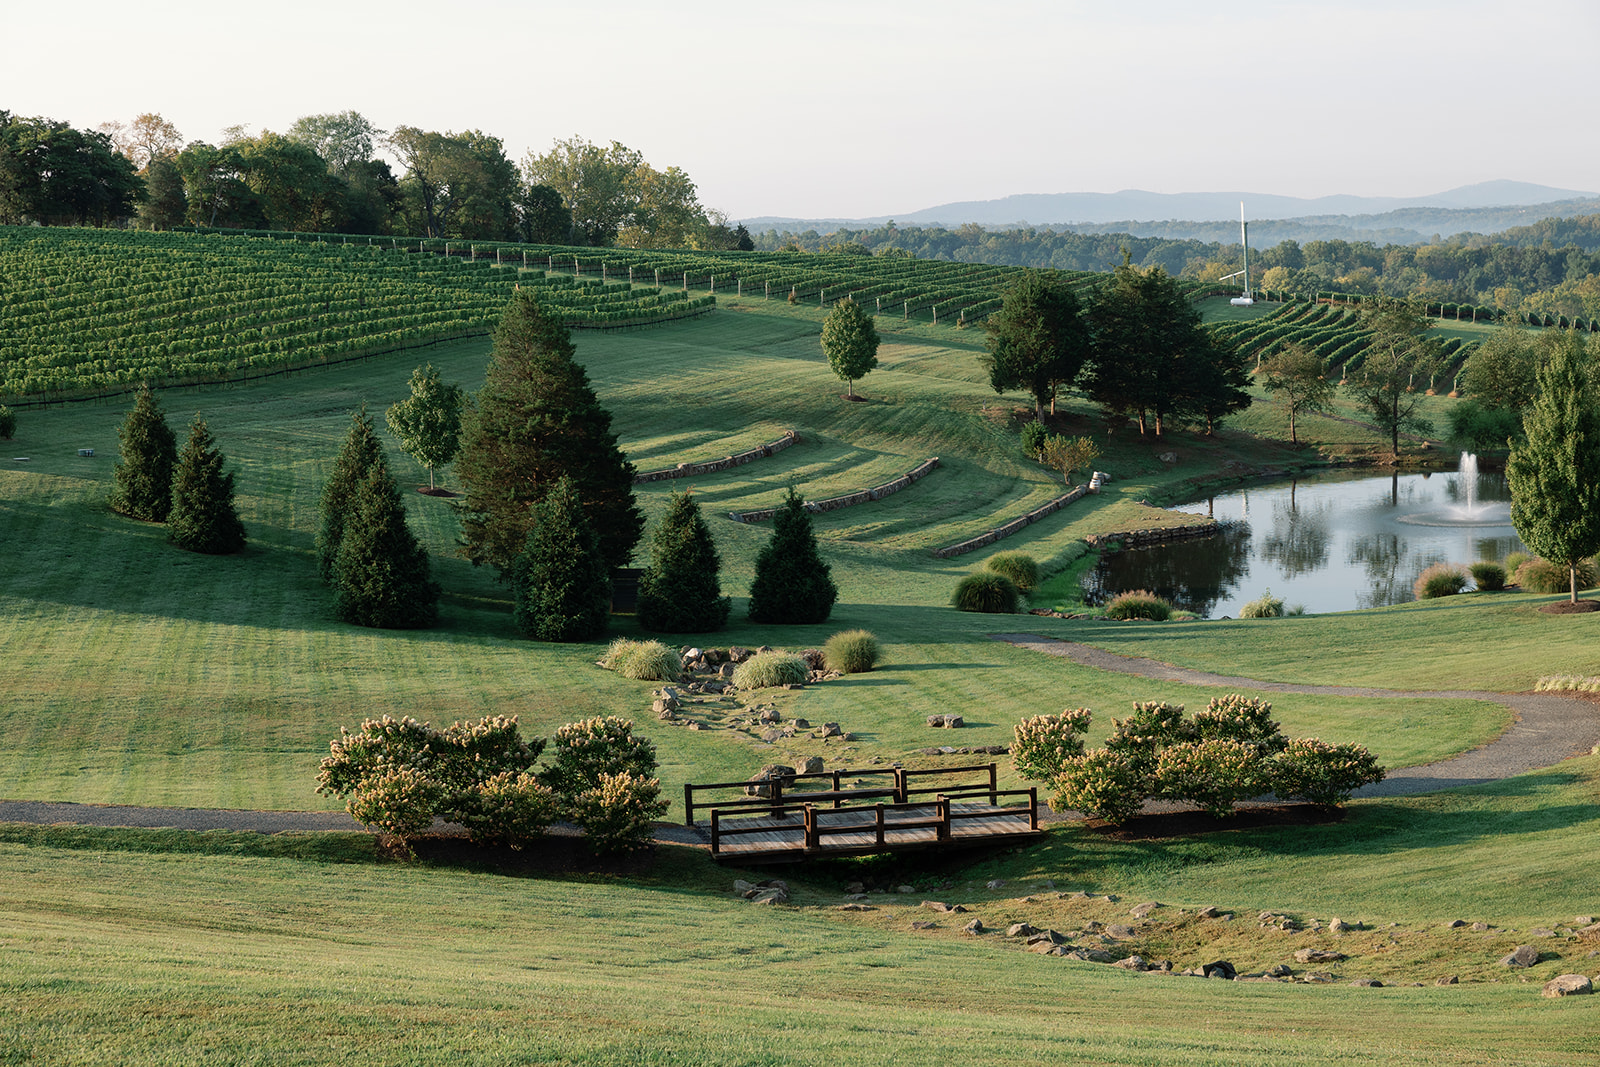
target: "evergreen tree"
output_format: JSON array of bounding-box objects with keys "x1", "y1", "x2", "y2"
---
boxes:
[
  {"x1": 1506, "y1": 330, "x2": 1600, "y2": 603},
  {"x1": 317, "y1": 408, "x2": 385, "y2": 583},
  {"x1": 108, "y1": 385, "x2": 177, "y2": 522},
  {"x1": 385, "y1": 363, "x2": 464, "y2": 491},
  {"x1": 511, "y1": 475, "x2": 611, "y2": 642},
  {"x1": 455, "y1": 289, "x2": 643, "y2": 576},
  {"x1": 333, "y1": 455, "x2": 441, "y2": 629},
  {"x1": 747, "y1": 487, "x2": 838, "y2": 624},
  {"x1": 168, "y1": 416, "x2": 246, "y2": 554},
  {"x1": 0, "y1": 405, "x2": 15, "y2": 441},
  {"x1": 820, "y1": 297, "x2": 880, "y2": 399},
  {"x1": 637, "y1": 491, "x2": 730, "y2": 633}
]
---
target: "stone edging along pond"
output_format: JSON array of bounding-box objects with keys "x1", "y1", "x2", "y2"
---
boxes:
[
  {"x1": 728, "y1": 458, "x2": 941, "y2": 523},
  {"x1": 633, "y1": 431, "x2": 800, "y2": 484}
]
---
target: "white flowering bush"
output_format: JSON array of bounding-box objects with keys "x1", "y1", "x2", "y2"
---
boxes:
[
  {"x1": 1012, "y1": 708, "x2": 1092, "y2": 782},
  {"x1": 1190, "y1": 694, "x2": 1287, "y2": 758},
  {"x1": 1049, "y1": 749, "x2": 1148, "y2": 825},
  {"x1": 1272, "y1": 738, "x2": 1386, "y2": 805},
  {"x1": 539, "y1": 716, "x2": 659, "y2": 799},
  {"x1": 569, "y1": 771, "x2": 670, "y2": 854},
  {"x1": 346, "y1": 767, "x2": 442, "y2": 838},
  {"x1": 1105, "y1": 701, "x2": 1189, "y2": 768},
  {"x1": 455, "y1": 771, "x2": 560, "y2": 848},
  {"x1": 1155, "y1": 739, "x2": 1272, "y2": 818}
]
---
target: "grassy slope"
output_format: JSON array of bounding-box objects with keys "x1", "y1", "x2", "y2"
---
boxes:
[
  {"x1": 0, "y1": 304, "x2": 1508, "y2": 809},
  {"x1": 3, "y1": 824, "x2": 1599, "y2": 1066}
]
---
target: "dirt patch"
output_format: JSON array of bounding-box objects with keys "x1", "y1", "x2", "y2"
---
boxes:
[
  {"x1": 417, "y1": 486, "x2": 460, "y2": 498},
  {"x1": 1084, "y1": 804, "x2": 1345, "y2": 841},
  {"x1": 1538, "y1": 599, "x2": 1600, "y2": 614},
  {"x1": 839, "y1": 393, "x2": 868, "y2": 403}
]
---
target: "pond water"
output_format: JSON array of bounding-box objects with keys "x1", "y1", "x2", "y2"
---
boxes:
[{"x1": 1081, "y1": 460, "x2": 1526, "y2": 617}]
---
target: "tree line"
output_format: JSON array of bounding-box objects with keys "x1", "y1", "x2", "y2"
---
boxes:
[
  {"x1": 0, "y1": 110, "x2": 754, "y2": 250},
  {"x1": 752, "y1": 221, "x2": 1600, "y2": 323}
]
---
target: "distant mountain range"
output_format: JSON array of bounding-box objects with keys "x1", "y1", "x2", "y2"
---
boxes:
[{"x1": 742, "y1": 181, "x2": 1600, "y2": 244}]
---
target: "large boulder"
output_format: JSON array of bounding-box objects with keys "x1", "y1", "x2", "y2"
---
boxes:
[
  {"x1": 745, "y1": 765, "x2": 795, "y2": 797},
  {"x1": 1542, "y1": 974, "x2": 1594, "y2": 998},
  {"x1": 1500, "y1": 944, "x2": 1540, "y2": 968}
]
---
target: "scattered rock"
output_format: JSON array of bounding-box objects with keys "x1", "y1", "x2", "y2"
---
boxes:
[
  {"x1": 1130, "y1": 902, "x2": 1163, "y2": 919},
  {"x1": 837, "y1": 903, "x2": 875, "y2": 912},
  {"x1": 1471, "y1": 922, "x2": 1491, "y2": 932},
  {"x1": 1006, "y1": 923, "x2": 1039, "y2": 938},
  {"x1": 760, "y1": 729, "x2": 781, "y2": 742},
  {"x1": 1302, "y1": 972, "x2": 1337, "y2": 984},
  {"x1": 1574, "y1": 915, "x2": 1596, "y2": 926},
  {"x1": 745, "y1": 765, "x2": 795, "y2": 797},
  {"x1": 1350, "y1": 978, "x2": 1383, "y2": 988},
  {"x1": 1530, "y1": 928, "x2": 1557, "y2": 938},
  {"x1": 1501, "y1": 945, "x2": 1540, "y2": 968},
  {"x1": 962, "y1": 918, "x2": 985, "y2": 935},
  {"x1": 1113, "y1": 955, "x2": 1149, "y2": 971},
  {"x1": 1295, "y1": 949, "x2": 1347, "y2": 964},
  {"x1": 795, "y1": 756, "x2": 825, "y2": 775},
  {"x1": 1105, "y1": 925, "x2": 1138, "y2": 941},
  {"x1": 1201, "y1": 960, "x2": 1236, "y2": 980},
  {"x1": 897, "y1": 885, "x2": 915, "y2": 894},
  {"x1": 923, "y1": 901, "x2": 967, "y2": 914},
  {"x1": 925, "y1": 714, "x2": 964, "y2": 729},
  {"x1": 1027, "y1": 930, "x2": 1067, "y2": 947},
  {"x1": 1195, "y1": 905, "x2": 1222, "y2": 919},
  {"x1": 1576, "y1": 922, "x2": 1600, "y2": 941},
  {"x1": 1542, "y1": 974, "x2": 1593, "y2": 998},
  {"x1": 792, "y1": 718, "x2": 810, "y2": 729},
  {"x1": 1328, "y1": 918, "x2": 1352, "y2": 933},
  {"x1": 816, "y1": 722, "x2": 842, "y2": 738},
  {"x1": 1265, "y1": 964, "x2": 1293, "y2": 978},
  {"x1": 845, "y1": 882, "x2": 865, "y2": 895},
  {"x1": 1032, "y1": 942, "x2": 1069, "y2": 956},
  {"x1": 844, "y1": 894, "x2": 870, "y2": 902},
  {"x1": 985, "y1": 879, "x2": 1006, "y2": 890},
  {"x1": 1436, "y1": 975, "x2": 1459, "y2": 986},
  {"x1": 1447, "y1": 920, "x2": 1467, "y2": 929},
  {"x1": 911, "y1": 921, "x2": 938, "y2": 930},
  {"x1": 757, "y1": 707, "x2": 781, "y2": 724}
]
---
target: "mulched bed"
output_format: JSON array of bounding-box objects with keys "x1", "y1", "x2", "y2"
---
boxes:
[
  {"x1": 417, "y1": 487, "x2": 461, "y2": 498},
  {"x1": 380, "y1": 831, "x2": 659, "y2": 876},
  {"x1": 1082, "y1": 804, "x2": 1346, "y2": 841},
  {"x1": 1538, "y1": 599, "x2": 1600, "y2": 614}
]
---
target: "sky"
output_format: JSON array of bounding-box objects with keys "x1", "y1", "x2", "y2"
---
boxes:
[{"x1": 6, "y1": 0, "x2": 1599, "y2": 222}]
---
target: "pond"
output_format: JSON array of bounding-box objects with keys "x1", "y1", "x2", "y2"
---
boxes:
[{"x1": 1082, "y1": 458, "x2": 1526, "y2": 617}]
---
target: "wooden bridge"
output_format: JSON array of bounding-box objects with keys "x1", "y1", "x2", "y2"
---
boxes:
[{"x1": 683, "y1": 763, "x2": 1040, "y2": 863}]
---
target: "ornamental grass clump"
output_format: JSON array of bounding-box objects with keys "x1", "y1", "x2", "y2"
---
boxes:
[
  {"x1": 598, "y1": 638, "x2": 679, "y2": 681},
  {"x1": 985, "y1": 551, "x2": 1039, "y2": 593},
  {"x1": 823, "y1": 629, "x2": 879, "y2": 674},
  {"x1": 1103, "y1": 590, "x2": 1173, "y2": 621},
  {"x1": 731, "y1": 650, "x2": 811, "y2": 689},
  {"x1": 1414, "y1": 562, "x2": 1469, "y2": 600},
  {"x1": 1239, "y1": 589, "x2": 1284, "y2": 618},
  {"x1": 952, "y1": 572, "x2": 1019, "y2": 614},
  {"x1": 1515, "y1": 557, "x2": 1597, "y2": 595},
  {"x1": 1469, "y1": 560, "x2": 1507, "y2": 591}
]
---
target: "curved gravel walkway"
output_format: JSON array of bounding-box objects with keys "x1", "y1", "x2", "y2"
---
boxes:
[{"x1": 992, "y1": 634, "x2": 1600, "y2": 796}]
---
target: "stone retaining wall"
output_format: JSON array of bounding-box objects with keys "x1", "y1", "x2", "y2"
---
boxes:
[
  {"x1": 728, "y1": 457, "x2": 940, "y2": 523},
  {"x1": 932, "y1": 485, "x2": 1089, "y2": 558},
  {"x1": 633, "y1": 431, "x2": 800, "y2": 484},
  {"x1": 1084, "y1": 522, "x2": 1220, "y2": 549}
]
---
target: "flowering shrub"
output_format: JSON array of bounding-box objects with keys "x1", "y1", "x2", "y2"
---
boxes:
[
  {"x1": 1190, "y1": 695, "x2": 1287, "y2": 758},
  {"x1": 1105, "y1": 701, "x2": 1188, "y2": 768},
  {"x1": 1155, "y1": 740, "x2": 1271, "y2": 818},
  {"x1": 539, "y1": 716, "x2": 659, "y2": 799},
  {"x1": 1012, "y1": 708, "x2": 1092, "y2": 781},
  {"x1": 454, "y1": 771, "x2": 560, "y2": 848},
  {"x1": 1049, "y1": 749, "x2": 1148, "y2": 825},
  {"x1": 346, "y1": 767, "x2": 442, "y2": 838},
  {"x1": 1272, "y1": 739, "x2": 1386, "y2": 805},
  {"x1": 569, "y1": 771, "x2": 670, "y2": 854}
]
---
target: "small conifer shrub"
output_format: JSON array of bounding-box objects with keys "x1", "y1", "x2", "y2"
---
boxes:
[
  {"x1": 109, "y1": 385, "x2": 177, "y2": 522},
  {"x1": 333, "y1": 459, "x2": 441, "y2": 630},
  {"x1": 168, "y1": 416, "x2": 246, "y2": 554},
  {"x1": 512, "y1": 476, "x2": 610, "y2": 642},
  {"x1": 747, "y1": 487, "x2": 838, "y2": 624},
  {"x1": 638, "y1": 491, "x2": 731, "y2": 633}
]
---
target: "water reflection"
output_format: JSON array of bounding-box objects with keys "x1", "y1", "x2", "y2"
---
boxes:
[{"x1": 1084, "y1": 468, "x2": 1526, "y2": 616}]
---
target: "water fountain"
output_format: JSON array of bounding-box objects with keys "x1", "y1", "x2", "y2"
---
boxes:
[{"x1": 1395, "y1": 452, "x2": 1512, "y2": 528}]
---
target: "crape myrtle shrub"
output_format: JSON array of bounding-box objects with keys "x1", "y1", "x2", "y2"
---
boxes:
[
  {"x1": 1011, "y1": 695, "x2": 1384, "y2": 822},
  {"x1": 318, "y1": 714, "x2": 665, "y2": 853}
]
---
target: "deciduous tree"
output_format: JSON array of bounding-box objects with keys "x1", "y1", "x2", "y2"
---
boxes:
[
  {"x1": 820, "y1": 297, "x2": 880, "y2": 399},
  {"x1": 286, "y1": 110, "x2": 382, "y2": 174},
  {"x1": 521, "y1": 137, "x2": 643, "y2": 247},
  {"x1": 982, "y1": 272, "x2": 1091, "y2": 418},
  {"x1": 385, "y1": 364, "x2": 464, "y2": 490},
  {"x1": 1345, "y1": 298, "x2": 1441, "y2": 458},
  {"x1": 1260, "y1": 343, "x2": 1334, "y2": 444},
  {"x1": 168, "y1": 416, "x2": 246, "y2": 554},
  {"x1": 109, "y1": 385, "x2": 178, "y2": 522},
  {"x1": 1506, "y1": 330, "x2": 1600, "y2": 602},
  {"x1": 455, "y1": 290, "x2": 643, "y2": 575}
]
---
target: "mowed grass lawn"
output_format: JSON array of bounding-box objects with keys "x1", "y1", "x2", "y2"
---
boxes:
[{"x1": 0, "y1": 304, "x2": 1512, "y2": 809}]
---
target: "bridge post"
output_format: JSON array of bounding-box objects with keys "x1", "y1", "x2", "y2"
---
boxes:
[
  {"x1": 1028, "y1": 787, "x2": 1038, "y2": 830},
  {"x1": 711, "y1": 808, "x2": 722, "y2": 855},
  {"x1": 936, "y1": 796, "x2": 951, "y2": 842},
  {"x1": 988, "y1": 763, "x2": 998, "y2": 805},
  {"x1": 804, "y1": 805, "x2": 818, "y2": 849},
  {"x1": 683, "y1": 783, "x2": 695, "y2": 826},
  {"x1": 875, "y1": 804, "x2": 886, "y2": 847}
]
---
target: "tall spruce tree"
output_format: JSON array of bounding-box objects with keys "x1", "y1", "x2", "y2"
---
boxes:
[
  {"x1": 1506, "y1": 330, "x2": 1600, "y2": 603},
  {"x1": 333, "y1": 454, "x2": 441, "y2": 629},
  {"x1": 637, "y1": 491, "x2": 730, "y2": 633},
  {"x1": 747, "y1": 487, "x2": 838, "y2": 624},
  {"x1": 168, "y1": 416, "x2": 246, "y2": 554},
  {"x1": 109, "y1": 385, "x2": 178, "y2": 522},
  {"x1": 317, "y1": 408, "x2": 385, "y2": 583},
  {"x1": 455, "y1": 289, "x2": 643, "y2": 576},
  {"x1": 511, "y1": 475, "x2": 611, "y2": 642}
]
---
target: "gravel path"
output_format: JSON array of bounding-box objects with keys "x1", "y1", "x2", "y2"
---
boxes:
[{"x1": 992, "y1": 633, "x2": 1600, "y2": 796}]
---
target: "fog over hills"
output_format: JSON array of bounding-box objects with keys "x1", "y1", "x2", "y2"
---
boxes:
[{"x1": 742, "y1": 181, "x2": 1600, "y2": 244}]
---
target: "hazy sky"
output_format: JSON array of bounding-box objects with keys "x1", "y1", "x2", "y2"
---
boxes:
[{"x1": 7, "y1": 0, "x2": 1597, "y2": 221}]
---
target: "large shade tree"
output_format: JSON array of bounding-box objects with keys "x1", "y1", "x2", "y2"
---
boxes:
[
  {"x1": 455, "y1": 290, "x2": 643, "y2": 576},
  {"x1": 982, "y1": 271, "x2": 1091, "y2": 418},
  {"x1": 1346, "y1": 298, "x2": 1442, "y2": 458},
  {"x1": 820, "y1": 297, "x2": 880, "y2": 399},
  {"x1": 1506, "y1": 330, "x2": 1600, "y2": 603}
]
